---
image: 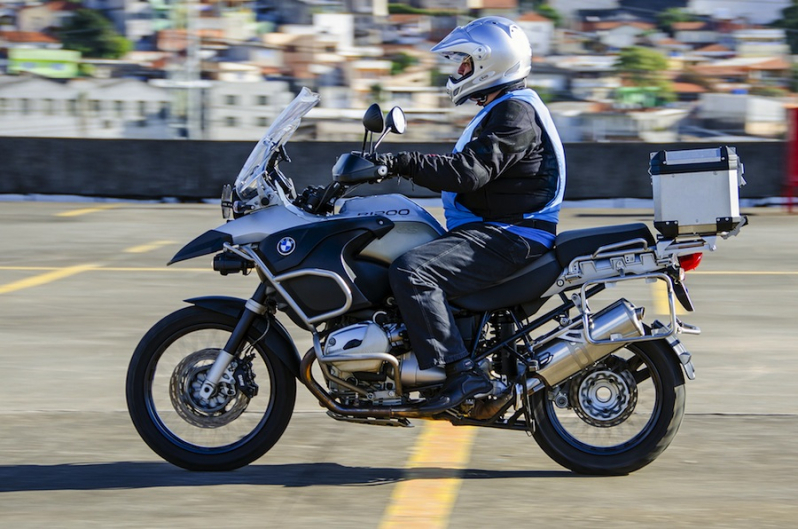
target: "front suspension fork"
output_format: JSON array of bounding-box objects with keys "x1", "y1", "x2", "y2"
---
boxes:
[{"x1": 197, "y1": 283, "x2": 269, "y2": 402}]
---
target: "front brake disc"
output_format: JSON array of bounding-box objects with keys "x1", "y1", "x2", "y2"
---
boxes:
[{"x1": 169, "y1": 349, "x2": 250, "y2": 429}]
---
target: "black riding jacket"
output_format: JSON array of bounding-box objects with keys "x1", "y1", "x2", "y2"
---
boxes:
[{"x1": 396, "y1": 92, "x2": 561, "y2": 225}]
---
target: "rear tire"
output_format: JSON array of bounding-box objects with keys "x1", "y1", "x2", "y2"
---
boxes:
[
  {"x1": 531, "y1": 339, "x2": 685, "y2": 475},
  {"x1": 126, "y1": 306, "x2": 296, "y2": 471}
]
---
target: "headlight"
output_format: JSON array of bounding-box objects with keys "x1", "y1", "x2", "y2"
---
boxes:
[{"x1": 236, "y1": 172, "x2": 261, "y2": 200}]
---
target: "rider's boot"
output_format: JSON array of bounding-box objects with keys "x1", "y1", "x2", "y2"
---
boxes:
[{"x1": 422, "y1": 357, "x2": 492, "y2": 411}]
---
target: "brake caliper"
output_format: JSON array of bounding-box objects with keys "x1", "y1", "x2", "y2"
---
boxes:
[{"x1": 233, "y1": 353, "x2": 259, "y2": 399}]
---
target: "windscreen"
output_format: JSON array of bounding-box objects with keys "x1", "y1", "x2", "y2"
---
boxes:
[{"x1": 234, "y1": 87, "x2": 320, "y2": 198}]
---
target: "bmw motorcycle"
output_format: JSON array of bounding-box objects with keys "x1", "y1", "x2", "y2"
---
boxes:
[{"x1": 126, "y1": 88, "x2": 746, "y2": 475}]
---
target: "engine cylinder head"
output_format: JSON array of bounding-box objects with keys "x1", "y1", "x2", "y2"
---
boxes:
[{"x1": 322, "y1": 321, "x2": 390, "y2": 372}]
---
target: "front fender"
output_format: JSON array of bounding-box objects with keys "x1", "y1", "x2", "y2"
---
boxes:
[
  {"x1": 169, "y1": 230, "x2": 232, "y2": 265},
  {"x1": 185, "y1": 296, "x2": 301, "y2": 378}
]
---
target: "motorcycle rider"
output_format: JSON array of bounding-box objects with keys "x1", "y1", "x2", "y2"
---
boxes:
[{"x1": 377, "y1": 16, "x2": 567, "y2": 409}]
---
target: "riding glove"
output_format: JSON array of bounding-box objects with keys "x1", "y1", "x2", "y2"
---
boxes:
[{"x1": 373, "y1": 152, "x2": 412, "y2": 177}]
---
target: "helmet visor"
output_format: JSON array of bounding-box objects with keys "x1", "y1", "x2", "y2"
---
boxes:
[{"x1": 450, "y1": 56, "x2": 474, "y2": 84}]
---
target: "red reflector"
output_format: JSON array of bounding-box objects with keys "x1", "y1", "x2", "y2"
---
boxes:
[{"x1": 678, "y1": 253, "x2": 703, "y2": 272}]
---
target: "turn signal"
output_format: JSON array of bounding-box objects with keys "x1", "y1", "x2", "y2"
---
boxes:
[{"x1": 678, "y1": 253, "x2": 703, "y2": 272}]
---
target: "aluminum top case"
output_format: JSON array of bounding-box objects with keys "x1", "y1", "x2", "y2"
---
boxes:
[{"x1": 650, "y1": 146, "x2": 746, "y2": 239}]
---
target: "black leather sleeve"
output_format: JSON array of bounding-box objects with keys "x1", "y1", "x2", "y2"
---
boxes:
[{"x1": 397, "y1": 98, "x2": 543, "y2": 193}]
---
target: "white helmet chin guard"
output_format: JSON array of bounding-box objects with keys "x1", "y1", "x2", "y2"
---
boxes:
[{"x1": 432, "y1": 16, "x2": 532, "y2": 106}]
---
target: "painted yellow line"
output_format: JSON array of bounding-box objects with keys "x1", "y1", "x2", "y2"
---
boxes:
[
  {"x1": 0, "y1": 264, "x2": 99, "y2": 295},
  {"x1": 0, "y1": 266, "x2": 210, "y2": 273},
  {"x1": 0, "y1": 266, "x2": 60, "y2": 271},
  {"x1": 99, "y1": 267, "x2": 209, "y2": 272},
  {"x1": 652, "y1": 283, "x2": 684, "y2": 316},
  {"x1": 55, "y1": 204, "x2": 121, "y2": 217},
  {"x1": 124, "y1": 240, "x2": 176, "y2": 254},
  {"x1": 379, "y1": 422, "x2": 476, "y2": 529}
]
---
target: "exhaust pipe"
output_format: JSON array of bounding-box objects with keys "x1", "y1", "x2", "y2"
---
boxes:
[
  {"x1": 300, "y1": 298, "x2": 646, "y2": 418},
  {"x1": 531, "y1": 299, "x2": 645, "y2": 388},
  {"x1": 300, "y1": 348, "x2": 449, "y2": 418}
]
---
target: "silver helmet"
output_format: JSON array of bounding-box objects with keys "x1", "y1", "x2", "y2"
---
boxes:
[{"x1": 431, "y1": 17, "x2": 532, "y2": 105}]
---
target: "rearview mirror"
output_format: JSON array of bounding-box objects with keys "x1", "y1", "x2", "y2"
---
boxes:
[
  {"x1": 362, "y1": 104, "x2": 385, "y2": 133},
  {"x1": 386, "y1": 107, "x2": 406, "y2": 135}
]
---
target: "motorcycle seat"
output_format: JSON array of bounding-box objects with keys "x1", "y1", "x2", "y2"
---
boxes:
[
  {"x1": 450, "y1": 251, "x2": 562, "y2": 312},
  {"x1": 554, "y1": 223, "x2": 655, "y2": 268}
]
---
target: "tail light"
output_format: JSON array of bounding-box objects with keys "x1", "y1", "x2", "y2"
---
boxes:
[{"x1": 678, "y1": 253, "x2": 703, "y2": 272}]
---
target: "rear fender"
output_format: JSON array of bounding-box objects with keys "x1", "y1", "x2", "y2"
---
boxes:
[
  {"x1": 651, "y1": 320, "x2": 696, "y2": 381},
  {"x1": 185, "y1": 296, "x2": 301, "y2": 378}
]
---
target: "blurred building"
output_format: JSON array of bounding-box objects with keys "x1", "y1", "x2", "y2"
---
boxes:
[
  {"x1": 0, "y1": 75, "x2": 171, "y2": 138},
  {"x1": 698, "y1": 93, "x2": 788, "y2": 137}
]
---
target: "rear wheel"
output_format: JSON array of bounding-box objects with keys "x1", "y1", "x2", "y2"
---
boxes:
[
  {"x1": 531, "y1": 339, "x2": 685, "y2": 475},
  {"x1": 126, "y1": 306, "x2": 296, "y2": 471}
]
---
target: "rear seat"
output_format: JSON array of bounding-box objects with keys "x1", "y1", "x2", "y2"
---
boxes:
[{"x1": 555, "y1": 223, "x2": 655, "y2": 268}]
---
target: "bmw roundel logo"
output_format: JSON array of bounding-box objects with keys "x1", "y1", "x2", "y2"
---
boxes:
[{"x1": 277, "y1": 237, "x2": 296, "y2": 256}]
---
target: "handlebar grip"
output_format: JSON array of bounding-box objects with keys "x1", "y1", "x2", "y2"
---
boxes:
[{"x1": 333, "y1": 152, "x2": 391, "y2": 183}]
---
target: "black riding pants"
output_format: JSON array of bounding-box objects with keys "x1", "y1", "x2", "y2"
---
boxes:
[{"x1": 388, "y1": 223, "x2": 548, "y2": 370}]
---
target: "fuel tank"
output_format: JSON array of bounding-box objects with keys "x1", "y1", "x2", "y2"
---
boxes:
[{"x1": 337, "y1": 194, "x2": 445, "y2": 264}]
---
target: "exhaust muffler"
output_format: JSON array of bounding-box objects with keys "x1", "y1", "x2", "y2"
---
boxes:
[{"x1": 531, "y1": 299, "x2": 645, "y2": 388}]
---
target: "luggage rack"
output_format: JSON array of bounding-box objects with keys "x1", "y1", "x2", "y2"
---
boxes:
[
  {"x1": 576, "y1": 273, "x2": 680, "y2": 344},
  {"x1": 654, "y1": 216, "x2": 748, "y2": 240}
]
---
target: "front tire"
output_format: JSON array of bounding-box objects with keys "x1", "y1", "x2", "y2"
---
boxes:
[
  {"x1": 126, "y1": 306, "x2": 296, "y2": 471},
  {"x1": 531, "y1": 339, "x2": 685, "y2": 475}
]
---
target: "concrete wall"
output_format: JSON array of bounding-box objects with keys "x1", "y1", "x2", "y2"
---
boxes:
[{"x1": 0, "y1": 137, "x2": 785, "y2": 200}]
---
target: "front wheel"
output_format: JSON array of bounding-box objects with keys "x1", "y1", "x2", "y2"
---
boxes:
[
  {"x1": 531, "y1": 339, "x2": 685, "y2": 475},
  {"x1": 126, "y1": 306, "x2": 296, "y2": 471}
]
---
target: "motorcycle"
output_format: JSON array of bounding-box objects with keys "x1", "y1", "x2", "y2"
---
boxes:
[{"x1": 126, "y1": 88, "x2": 746, "y2": 475}]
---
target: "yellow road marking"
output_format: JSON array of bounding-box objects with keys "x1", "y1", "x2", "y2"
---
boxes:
[
  {"x1": 98, "y1": 267, "x2": 209, "y2": 272},
  {"x1": 652, "y1": 282, "x2": 684, "y2": 316},
  {"x1": 648, "y1": 271, "x2": 798, "y2": 313},
  {"x1": 0, "y1": 264, "x2": 99, "y2": 295},
  {"x1": 124, "y1": 240, "x2": 176, "y2": 254},
  {"x1": 379, "y1": 422, "x2": 476, "y2": 529},
  {"x1": 55, "y1": 204, "x2": 121, "y2": 217},
  {"x1": 0, "y1": 266, "x2": 209, "y2": 273},
  {"x1": 0, "y1": 266, "x2": 59, "y2": 271}
]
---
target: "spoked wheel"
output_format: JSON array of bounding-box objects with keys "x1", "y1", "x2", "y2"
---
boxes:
[
  {"x1": 126, "y1": 306, "x2": 296, "y2": 471},
  {"x1": 531, "y1": 339, "x2": 685, "y2": 475}
]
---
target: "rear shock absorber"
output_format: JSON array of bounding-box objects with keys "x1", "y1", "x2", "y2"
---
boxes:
[{"x1": 490, "y1": 311, "x2": 519, "y2": 378}]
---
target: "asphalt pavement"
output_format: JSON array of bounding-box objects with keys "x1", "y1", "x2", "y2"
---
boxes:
[{"x1": 1, "y1": 201, "x2": 797, "y2": 528}]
